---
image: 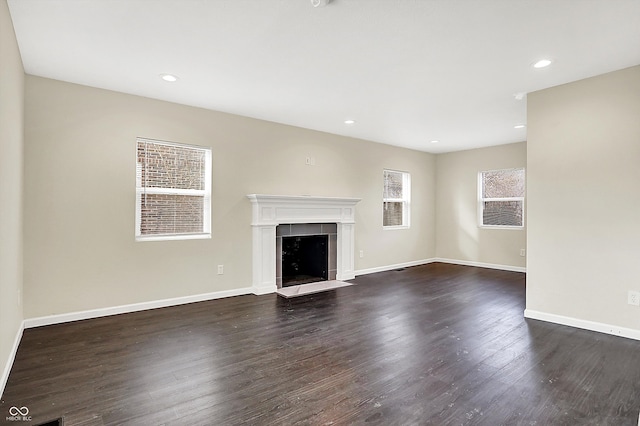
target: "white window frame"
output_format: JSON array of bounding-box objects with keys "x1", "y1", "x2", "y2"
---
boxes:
[
  {"x1": 383, "y1": 169, "x2": 411, "y2": 230},
  {"x1": 135, "y1": 138, "x2": 212, "y2": 242},
  {"x1": 478, "y1": 167, "x2": 525, "y2": 230}
]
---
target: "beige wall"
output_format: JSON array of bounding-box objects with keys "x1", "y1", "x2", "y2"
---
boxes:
[
  {"x1": 23, "y1": 76, "x2": 436, "y2": 318},
  {"x1": 435, "y1": 143, "x2": 527, "y2": 269},
  {"x1": 527, "y1": 66, "x2": 640, "y2": 331},
  {"x1": 0, "y1": 0, "x2": 24, "y2": 393}
]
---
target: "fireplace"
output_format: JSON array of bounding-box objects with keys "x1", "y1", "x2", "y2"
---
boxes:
[
  {"x1": 247, "y1": 195, "x2": 361, "y2": 294},
  {"x1": 281, "y1": 234, "x2": 328, "y2": 286},
  {"x1": 277, "y1": 223, "x2": 338, "y2": 287}
]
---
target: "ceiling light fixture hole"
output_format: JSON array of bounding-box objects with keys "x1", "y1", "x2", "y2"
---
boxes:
[{"x1": 311, "y1": 0, "x2": 331, "y2": 7}]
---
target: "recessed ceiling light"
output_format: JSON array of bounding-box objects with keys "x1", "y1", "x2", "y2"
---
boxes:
[
  {"x1": 160, "y1": 74, "x2": 178, "y2": 82},
  {"x1": 514, "y1": 124, "x2": 526, "y2": 129},
  {"x1": 430, "y1": 140, "x2": 440, "y2": 144},
  {"x1": 344, "y1": 119, "x2": 356, "y2": 125},
  {"x1": 533, "y1": 59, "x2": 552, "y2": 69}
]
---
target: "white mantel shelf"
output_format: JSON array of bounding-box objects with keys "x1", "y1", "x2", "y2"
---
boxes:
[
  {"x1": 247, "y1": 194, "x2": 361, "y2": 295},
  {"x1": 247, "y1": 194, "x2": 361, "y2": 225}
]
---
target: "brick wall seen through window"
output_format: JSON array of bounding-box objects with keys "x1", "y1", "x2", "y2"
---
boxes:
[
  {"x1": 136, "y1": 138, "x2": 212, "y2": 241},
  {"x1": 383, "y1": 169, "x2": 411, "y2": 228},
  {"x1": 478, "y1": 168, "x2": 525, "y2": 228}
]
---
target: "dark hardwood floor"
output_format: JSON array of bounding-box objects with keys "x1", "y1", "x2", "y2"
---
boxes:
[{"x1": 2, "y1": 263, "x2": 640, "y2": 425}]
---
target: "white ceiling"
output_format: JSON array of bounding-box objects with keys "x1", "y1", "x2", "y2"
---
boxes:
[{"x1": 7, "y1": 0, "x2": 640, "y2": 153}]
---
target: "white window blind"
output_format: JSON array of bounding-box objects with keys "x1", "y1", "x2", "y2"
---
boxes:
[
  {"x1": 383, "y1": 169, "x2": 411, "y2": 228},
  {"x1": 136, "y1": 138, "x2": 212, "y2": 241},
  {"x1": 479, "y1": 168, "x2": 525, "y2": 228}
]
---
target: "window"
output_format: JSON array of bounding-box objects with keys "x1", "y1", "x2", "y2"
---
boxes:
[
  {"x1": 479, "y1": 168, "x2": 525, "y2": 228},
  {"x1": 136, "y1": 138, "x2": 212, "y2": 241},
  {"x1": 383, "y1": 169, "x2": 411, "y2": 228}
]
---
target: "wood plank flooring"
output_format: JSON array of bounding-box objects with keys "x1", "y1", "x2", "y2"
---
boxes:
[{"x1": 2, "y1": 263, "x2": 640, "y2": 425}]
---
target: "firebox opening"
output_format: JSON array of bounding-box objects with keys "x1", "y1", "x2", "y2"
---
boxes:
[{"x1": 282, "y1": 235, "x2": 328, "y2": 287}]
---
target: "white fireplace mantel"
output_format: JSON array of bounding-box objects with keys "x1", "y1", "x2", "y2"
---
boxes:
[{"x1": 247, "y1": 194, "x2": 361, "y2": 295}]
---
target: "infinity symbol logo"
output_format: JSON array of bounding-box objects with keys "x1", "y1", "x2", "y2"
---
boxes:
[{"x1": 8, "y1": 406, "x2": 29, "y2": 416}]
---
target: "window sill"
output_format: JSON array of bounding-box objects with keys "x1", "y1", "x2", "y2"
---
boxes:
[
  {"x1": 383, "y1": 225, "x2": 410, "y2": 231},
  {"x1": 136, "y1": 233, "x2": 212, "y2": 242},
  {"x1": 479, "y1": 225, "x2": 524, "y2": 231}
]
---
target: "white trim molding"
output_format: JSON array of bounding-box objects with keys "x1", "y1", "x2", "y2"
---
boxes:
[
  {"x1": 434, "y1": 258, "x2": 526, "y2": 273},
  {"x1": 24, "y1": 287, "x2": 253, "y2": 329},
  {"x1": 247, "y1": 194, "x2": 361, "y2": 295},
  {"x1": 355, "y1": 258, "x2": 525, "y2": 276},
  {"x1": 355, "y1": 259, "x2": 436, "y2": 276},
  {"x1": 524, "y1": 309, "x2": 640, "y2": 342},
  {"x1": 1, "y1": 321, "x2": 24, "y2": 398}
]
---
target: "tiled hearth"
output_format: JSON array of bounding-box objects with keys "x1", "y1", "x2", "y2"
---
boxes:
[{"x1": 247, "y1": 195, "x2": 361, "y2": 295}]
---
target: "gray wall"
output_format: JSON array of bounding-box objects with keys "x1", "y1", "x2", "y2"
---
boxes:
[
  {"x1": 23, "y1": 76, "x2": 437, "y2": 318},
  {"x1": 436, "y1": 142, "x2": 527, "y2": 269},
  {"x1": 0, "y1": 0, "x2": 24, "y2": 394},
  {"x1": 527, "y1": 65, "x2": 640, "y2": 332}
]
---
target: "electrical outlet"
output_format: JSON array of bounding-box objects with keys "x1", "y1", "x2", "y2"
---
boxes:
[
  {"x1": 359, "y1": 250, "x2": 364, "y2": 258},
  {"x1": 217, "y1": 265, "x2": 224, "y2": 275},
  {"x1": 628, "y1": 290, "x2": 640, "y2": 306},
  {"x1": 519, "y1": 249, "x2": 526, "y2": 257}
]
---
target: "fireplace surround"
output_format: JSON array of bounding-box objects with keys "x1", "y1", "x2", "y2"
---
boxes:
[{"x1": 247, "y1": 194, "x2": 361, "y2": 294}]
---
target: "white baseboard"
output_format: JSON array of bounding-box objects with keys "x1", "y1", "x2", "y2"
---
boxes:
[
  {"x1": 524, "y1": 309, "x2": 640, "y2": 342},
  {"x1": 336, "y1": 272, "x2": 356, "y2": 281},
  {"x1": 355, "y1": 258, "x2": 525, "y2": 277},
  {"x1": 24, "y1": 287, "x2": 253, "y2": 329},
  {"x1": 434, "y1": 257, "x2": 526, "y2": 273},
  {"x1": 355, "y1": 258, "x2": 436, "y2": 276},
  {"x1": 1, "y1": 320, "x2": 24, "y2": 398},
  {"x1": 251, "y1": 284, "x2": 277, "y2": 295}
]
